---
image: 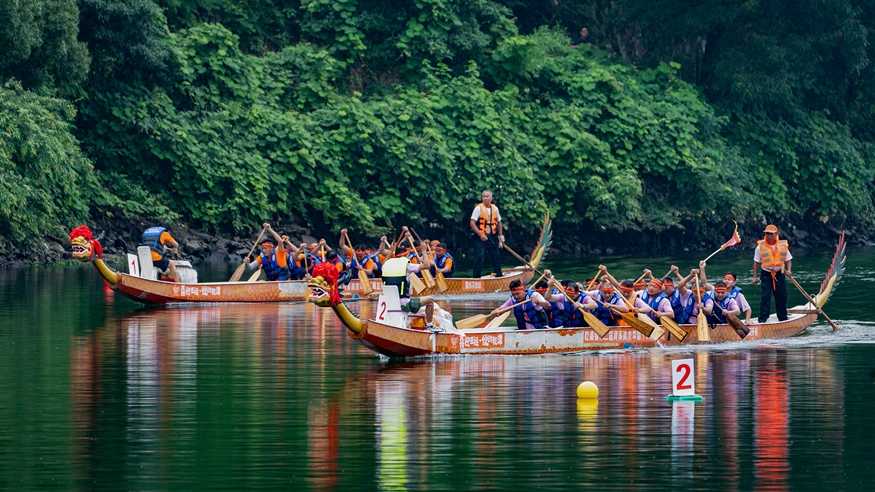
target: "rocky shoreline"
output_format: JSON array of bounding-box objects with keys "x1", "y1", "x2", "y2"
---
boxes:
[{"x1": 0, "y1": 218, "x2": 866, "y2": 268}]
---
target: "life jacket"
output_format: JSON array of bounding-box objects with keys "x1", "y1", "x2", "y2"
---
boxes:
[
  {"x1": 708, "y1": 294, "x2": 733, "y2": 324},
  {"x1": 432, "y1": 252, "x2": 454, "y2": 276},
  {"x1": 477, "y1": 204, "x2": 498, "y2": 235},
  {"x1": 382, "y1": 257, "x2": 411, "y2": 299},
  {"x1": 726, "y1": 286, "x2": 743, "y2": 301},
  {"x1": 757, "y1": 238, "x2": 790, "y2": 270},
  {"x1": 407, "y1": 251, "x2": 420, "y2": 264},
  {"x1": 592, "y1": 291, "x2": 620, "y2": 326},
  {"x1": 513, "y1": 290, "x2": 548, "y2": 330},
  {"x1": 665, "y1": 290, "x2": 684, "y2": 323},
  {"x1": 141, "y1": 226, "x2": 168, "y2": 257},
  {"x1": 680, "y1": 293, "x2": 697, "y2": 324},
  {"x1": 640, "y1": 291, "x2": 667, "y2": 321},
  {"x1": 560, "y1": 292, "x2": 587, "y2": 327},
  {"x1": 548, "y1": 296, "x2": 563, "y2": 327},
  {"x1": 260, "y1": 252, "x2": 289, "y2": 281},
  {"x1": 367, "y1": 253, "x2": 382, "y2": 277}
]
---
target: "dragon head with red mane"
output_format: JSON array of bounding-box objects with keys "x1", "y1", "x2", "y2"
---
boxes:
[
  {"x1": 69, "y1": 225, "x2": 104, "y2": 261},
  {"x1": 308, "y1": 262, "x2": 342, "y2": 306}
]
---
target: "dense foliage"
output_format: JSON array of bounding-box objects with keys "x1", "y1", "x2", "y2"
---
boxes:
[{"x1": 1, "y1": 0, "x2": 874, "y2": 252}]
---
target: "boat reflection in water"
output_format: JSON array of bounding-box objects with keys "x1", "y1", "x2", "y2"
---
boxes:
[{"x1": 69, "y1": 302, "x2": 846, "y2": 489}]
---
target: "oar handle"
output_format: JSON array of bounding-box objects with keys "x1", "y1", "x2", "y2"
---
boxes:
[
  {"x1": 603, "y1": 272, "x2": 637, "y2": 311},
  {"x1": 694, "y1": 274, "x2": 703, "y2": 304},
  {"x1": 503, "y1": 243, "x2": 533, "y2": 269},
  {"x1": 245, "y1": 228, "x2": 267, "y2": 260},
  {"x1": 786, "y1": 273, "x2": 839, "y2": 331},
  {"x1": 585, "y1": 270, "x2": 603, "y2": 291}
]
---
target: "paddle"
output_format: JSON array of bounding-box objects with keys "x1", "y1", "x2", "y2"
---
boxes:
[
  {"x1": 601, "y1": 272, "x2": 664, "y2": 340},
  {"x1": 404, "y1": 230, "x2": 436, "y2": 289},
  {"x1": 694, "y1": 275, "x2": 710, "y2": 342},
  {"x1": 229, "y1": 228, "x2": 266, "y2": 282},
  {"x1": 547, "y1": 277, "x2": 610, "y2": 337},
  {"x1": 786, "y1": 272, "x2": 839, "y2": 331},
  {"x1": 483, "y1": 310, "x2": 512, "y2": 329},
  {"x1": 410, "y1": 227, "x2": 448, "y2": 293},
  {"x1": 501, "y1": 244, "x2": 610, "y2": 337},
  {"x1": 341, "y1": 230, "x2": 373, "y2": 295},
  {"x1": 247, "y1": 268, "x2": 262, "y2": 282},
  {"x1": 455, "y1": 298, "x2": 531, "y2": 329}
]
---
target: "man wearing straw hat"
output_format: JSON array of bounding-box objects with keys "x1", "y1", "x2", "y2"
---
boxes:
[{"x1": 752, "y1": 224, "x2": 792, "y2": 322}]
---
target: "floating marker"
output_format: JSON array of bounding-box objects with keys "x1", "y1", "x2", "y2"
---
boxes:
[
  {"x1": 576, "y1": 381, "x2": 599, "y2": 399},
  {"x1": 665, "y1": 358, "x2": 704, "y2": 402}
]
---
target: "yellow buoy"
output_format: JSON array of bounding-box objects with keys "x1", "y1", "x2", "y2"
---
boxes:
[{"x1": 576, "y1": 381, "x2": 599, "y2": 399}]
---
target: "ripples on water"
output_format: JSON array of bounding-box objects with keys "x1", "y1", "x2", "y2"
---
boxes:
[{"x1": 1, "y1": 250, "x2": 875, "y2": 490}]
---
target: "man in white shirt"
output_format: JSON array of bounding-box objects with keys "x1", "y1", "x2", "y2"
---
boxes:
[
  {"x1": 468, "y1": 190, "x2": 504, "y2": 278},
  {"x1": 752, "y1": 224, "x2": 792, "y2": 322}
]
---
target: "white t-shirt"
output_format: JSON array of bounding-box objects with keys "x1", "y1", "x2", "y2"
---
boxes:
[{"x1": 470, "y1": 204, "x2": 502, "y2": 234}]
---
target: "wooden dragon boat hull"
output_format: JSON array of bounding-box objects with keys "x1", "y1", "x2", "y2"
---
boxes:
[
  {"x1": 317, "y1": 231, "x2": 846, "y2": 358},
  {"x1": 339, "y1": 312, "x2": 817, "y2": 358},
  {"x1": 104, "y1": 266, "x2": 533, "y2": 305}
]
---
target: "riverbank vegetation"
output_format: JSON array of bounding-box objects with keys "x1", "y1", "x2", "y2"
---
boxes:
[{"x1": 2, "y1": 0, "x2": 873, "y2": 257}]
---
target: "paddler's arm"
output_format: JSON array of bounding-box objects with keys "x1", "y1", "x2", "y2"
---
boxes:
[
  {"x1": 784, "y1": 260, "x2": 792, "y2": 275},
  {"x1": 531, "y1": 291, "x2": 550, "y2": 309},
  {"x1": 698, "y1": 261, "x2": 713, "y2": 290},
  {"x1": 658, "y1": 299, "x2": 674, "y2": 319}
]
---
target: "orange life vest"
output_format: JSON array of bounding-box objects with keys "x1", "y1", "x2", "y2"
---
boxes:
[
  {"x1": 478, "y1": 204, "x2": 498, "y2": 235},
  {"x1": 757, "y1": 239, "x2": 789, "y2": 269}
]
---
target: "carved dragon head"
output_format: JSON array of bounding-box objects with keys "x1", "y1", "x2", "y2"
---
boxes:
[
  {"x1": 307, "y1": 262, "x2": 342, "y2": 307},
  {"x1": 69, "y1": 225, "x2": 104, "y2": 262},
  {"x1": 308, "y1": 276, "x2": 334, "y2": 307}
]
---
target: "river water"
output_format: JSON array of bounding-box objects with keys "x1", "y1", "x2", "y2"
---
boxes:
[{"x1": 1, "y1": 247, "x2": 874, "y2": 490}]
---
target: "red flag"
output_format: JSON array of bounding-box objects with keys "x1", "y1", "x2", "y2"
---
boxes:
[{"x1": 720, "y1": 222, "x2": 741, "y2": 250}]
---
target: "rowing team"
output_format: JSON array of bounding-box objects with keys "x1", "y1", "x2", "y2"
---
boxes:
[
  {"x1": 243, "y1": 224, "x2": 455, "y2": 282},
  {"x1": 494, "y1": 262, "x2": 752, "y2": 331}
]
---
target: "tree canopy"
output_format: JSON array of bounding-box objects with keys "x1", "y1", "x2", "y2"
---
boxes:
[{"x1": 1, "y1": 0, "x2": 873, "y2": 252}]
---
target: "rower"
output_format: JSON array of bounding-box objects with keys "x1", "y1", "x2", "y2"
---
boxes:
[
  {"x1": 752, "y1": 224, "x2": 792, "y2": 322},
  {"x1": 551, "y1": 281, "x2": 596, "y2": 328},
  {"x1": 345, "y1": 243, "x2": 378, "y2": 278},
  {"x1": 492, "y1": 279, "x2": 549, "y2": 330},
  {"x1": 635, "y1": 278, "x2": 674, "y2": 321},
  {"x1": 533, "y1": 279, "x2": 560, "y2": 327},
  {"x1": 704, "y1": 281, "x2": 741, "y2": 324},
  {"x1": 432, "y1": 243, "x2": 455, "y2": 277},
  {"x1": 246, "y1": 225, "x2": 289, "y2": 281},
  {"x1": 723, "y1": 272, "x2": 752, "y2": 323},
  {"x1": 589, "y1": 279, "x2": 627, "y2": 326},
  {"x1": 469, "y1": 190, "x2": 504, "y2": 278},
  {"x1": 664, "y1": 266, "x2": 699, "y2": 324},
  {"x1": 140, "y1": 225, "x2": 180, "y2": 282}
]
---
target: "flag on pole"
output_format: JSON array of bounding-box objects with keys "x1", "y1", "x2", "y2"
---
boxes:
[{"x1": 720, "y1": 222, "x2": 742, "y2": 250}]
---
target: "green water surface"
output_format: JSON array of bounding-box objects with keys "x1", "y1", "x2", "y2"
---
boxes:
[{"x1": 1, "y1": 247, "x2": 874, "y2": 491}]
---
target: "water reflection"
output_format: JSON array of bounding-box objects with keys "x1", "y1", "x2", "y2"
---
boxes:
[{"x1": 61, "y1": 302, "x2": 857, "y2": 490}]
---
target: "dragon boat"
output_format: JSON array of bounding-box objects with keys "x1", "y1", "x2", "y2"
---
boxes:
[
  {"x1": 68, "y1": 220, "x2": 550, "y2": 305},
  {"x1": 307, "y1": 233, "x2": 846, "y2": 358}
]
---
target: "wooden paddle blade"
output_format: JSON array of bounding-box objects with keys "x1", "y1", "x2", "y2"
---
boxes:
[
  {"x1": 229, "y1": 262, "x2": 246, "y2": 282},
  {"x1": 637, "y1": 312, "x2": 660, "y2": 329},
  {"x1": 582, "y1": 310, "x2": 610, "y2": 338},
  {"x1": 697, "y1": 311, "x2": 710, "y2": 342},
  {"x1": 421, "y1": 269, "x2": 436, "y2": 288},
  {"x1": 484, "y1": 310, "x2": 511, "y2": 329},
  {"x1": 436, "y1": 270, "x2": 449, "y2": 293},
  {"x1": 725, "y1": 313, "x2": 749, "y2": 339},
  {"x1": 358, "y1": 269, "x2": 373, "y2": 295},
  {"x1": 247, "y1": 268, "x2": 262, "y2": 282},
  {"x1": 409, "y1": 273, "x2": 426, "y2": 295},
  {"x1": 659, "y1": 315, "x2": 688, "y2": 342},
  {"x1": 455, "y1": 314, "x2": 489, "y2": 329},
  {"x1": 620, "y1": 312, "x2": 654, "y2": 337}
]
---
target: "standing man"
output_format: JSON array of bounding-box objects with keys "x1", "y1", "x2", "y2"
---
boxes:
[
  {"x1": 752, "y1": 224, "x2": 792, "y2": 322},
  {"x1": 469, "y1": 190, "x2": 504, "y2": 278}
]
